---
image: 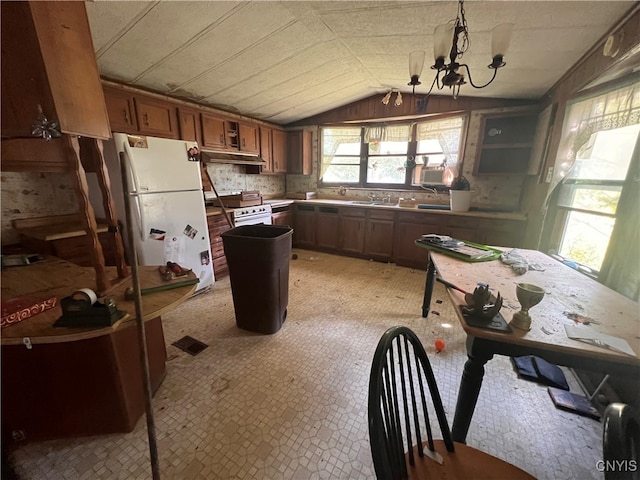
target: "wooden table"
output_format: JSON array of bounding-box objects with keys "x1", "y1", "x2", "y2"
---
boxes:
[
  {"x1": 1, "y1": 256, "x2": 197, "y2": 442},
  {"x1": 418, "y1": 247, "x2": 640, "y2": 444}
]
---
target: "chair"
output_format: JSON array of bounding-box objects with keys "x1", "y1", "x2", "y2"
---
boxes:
[
  {"x1": 368, "y1": 325, "x2": 535, "y2": 479},
  {"x1": 602, "y1": 403, "x2": 640, "y2": 480}
]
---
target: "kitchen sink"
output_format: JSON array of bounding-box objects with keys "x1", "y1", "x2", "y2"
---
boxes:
[{"x1": 350, "y1": 200, "x2": 389, "y2": 205}]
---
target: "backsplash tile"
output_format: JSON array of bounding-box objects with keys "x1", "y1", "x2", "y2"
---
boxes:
[
  {"x1": 1, "y1": 172, "x2": 79, "y2": 245},
  {"x1": 204, "y1": 164, "x2": 285, "y2": 197}
]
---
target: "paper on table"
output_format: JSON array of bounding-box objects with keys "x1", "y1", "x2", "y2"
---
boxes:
[{"x1": 564, "y1": 325, "x2": 637, "y2": 357}]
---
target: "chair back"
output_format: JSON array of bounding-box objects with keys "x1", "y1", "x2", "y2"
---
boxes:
[
  {"x1": 368, "y1": 326, "x2": 454, "y2": 479},
  {"x1": 603, "y1": 403, "x2": 640, "y2": 480}
]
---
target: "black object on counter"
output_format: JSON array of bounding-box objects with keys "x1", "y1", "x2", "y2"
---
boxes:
[{"x1": 221, "y1": 225, "x2": 293, "y2": 334}]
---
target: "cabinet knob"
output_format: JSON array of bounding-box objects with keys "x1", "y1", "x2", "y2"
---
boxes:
[
  {"x1": 220, "y1": 134, "x2": 224, "y2": 143},
  {"x1": 143, "y1": 113, "x2": 149, "y2": 126},
  {"x1": 242, "y1": 139, "x2": 246, "y2": 147},
  {"x1": 123, "y1": 110, "x2": 129, "y2": 123}
]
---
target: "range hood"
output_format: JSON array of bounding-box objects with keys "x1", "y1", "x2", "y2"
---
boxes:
[{"x1": 200, "y1": 149, "x2": 266, "y2": 166}]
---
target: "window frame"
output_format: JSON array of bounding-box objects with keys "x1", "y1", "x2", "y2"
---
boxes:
[
  {"x1": 544, "y1": 80, "x2": 640, "y2": 274},
  {"x1": 319, "y1": 113, "x2": 468, "y2": 190}
]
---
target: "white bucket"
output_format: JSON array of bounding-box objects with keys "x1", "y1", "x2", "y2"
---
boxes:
[{"x1": 450, "y1": 190, "x2": 472, "y2": 212}]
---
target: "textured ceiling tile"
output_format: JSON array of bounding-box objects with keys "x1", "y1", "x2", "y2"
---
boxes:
[
  {"x1": 94, "y1": 2, "x2": 241, "y2": 83},
  {"x1": 86, "y1": 1, "x2": 154, "y2": 53},
  {"x1": 86, "y1": 0, "x2": 636, "y2": 123},
  {"x1": 137, "y1": 2, "x2": 297, "y2": 92}
]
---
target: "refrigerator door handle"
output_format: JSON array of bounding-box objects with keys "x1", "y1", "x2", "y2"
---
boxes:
[
  {"x1": 124, "y1": 148, "x2": 142, "y2": 194},
  {"x1": 133, "y1": 194, "x2": 147, "y2": 242},
  {"x1": 121, "y1": 150, "x2": 146, "y2": 242}
]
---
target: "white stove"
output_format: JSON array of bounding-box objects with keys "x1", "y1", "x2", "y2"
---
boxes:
[{"x1": 231, "y1": 204, "x2": 272, "y2": 226}]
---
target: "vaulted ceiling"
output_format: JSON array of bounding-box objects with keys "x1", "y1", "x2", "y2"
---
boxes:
[{"x1": 86, "y1": 1, "x2": 635, "y2": 125}]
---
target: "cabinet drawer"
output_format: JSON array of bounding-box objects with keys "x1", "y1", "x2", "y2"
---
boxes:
[
  {"x1": 368, "y1": 210, "x2": 395, "y2": 220},
  {"x1": 340, "y1": 207, "x2": 366, "y2": 217},
  {"x1": 397, "y1": 211, "x2": 428, "y2": 223},
  {"x1": 443, "y1": 215, "x2": 481, "y2": 228}
]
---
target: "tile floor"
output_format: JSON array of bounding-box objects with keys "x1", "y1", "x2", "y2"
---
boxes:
[{"x1": 8, "y1": 249, "x2": 605, "y2": 479}]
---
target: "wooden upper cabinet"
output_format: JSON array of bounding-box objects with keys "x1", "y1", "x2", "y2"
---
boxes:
[
  {"x1": 201, "y1": 113, "x2": 227, "y2": 149},
  {"x1": 238, "y1": 123, "x2": 259, "y2": 154},
  {"x1": 134, "y1": 96, "x2": 178, "y2": 139},
  {"x1": 259, "y1": 126, "x2": 273, "y2": 173},
  {"x1": 474, "y1": 113, "x2": 538, "y2": 175},
  {"x1": 287, "y1": 130, "x2": 312, "y2": 175},
  {"x1": 177, "y1": 107, "x2": 201, "y2": 145},
  {"x1": 1, "y1": 1, "x2": 110, "y2": 140},
  {"x1": 272, "y1": 128, "x2": 287, "y2": 174},
  {"x1": 104, "y1": 86, "x2": 138, "y2": 134}
]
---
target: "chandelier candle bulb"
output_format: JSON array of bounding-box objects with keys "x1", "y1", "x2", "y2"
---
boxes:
[{"x1": 490, "y1": 23, "x2": 514, "y2": 67}]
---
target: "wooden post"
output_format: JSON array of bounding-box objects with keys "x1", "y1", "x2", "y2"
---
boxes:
[
  {"x1": 89, "y1": 138, "x2": 129, "y2": 278},
  {"x1": 66, "y1": 135, "x2": 110, "y2": 293}
]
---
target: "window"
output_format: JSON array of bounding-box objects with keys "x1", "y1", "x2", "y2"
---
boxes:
[
  {"x1": 549, "y1": 82, "x2": 640, "y2": 273},
  {"x1": 320, "y1": 115, "x2": 466, "y2": 189}
]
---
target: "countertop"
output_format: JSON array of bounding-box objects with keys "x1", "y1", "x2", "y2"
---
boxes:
[
  {"x1": 205, "y1": 198, "x2": 526, "y2": 221},
  {"x1": 1, "y1": 256, "x2": 197, "y2": 345}
]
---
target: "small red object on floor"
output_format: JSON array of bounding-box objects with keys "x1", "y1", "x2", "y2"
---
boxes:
[{"x1": 434, "y1": 338, "x2": 446, "y2": 352}]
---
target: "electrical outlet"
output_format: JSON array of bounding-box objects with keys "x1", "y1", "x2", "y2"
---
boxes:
[{"x1": 545, "y1": 167, "x2": 554, "y2": 183}]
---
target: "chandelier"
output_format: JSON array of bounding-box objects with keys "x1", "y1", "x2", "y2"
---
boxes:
[{"x1": 409, "y1": 0, "x2": 513, "y2": 99}]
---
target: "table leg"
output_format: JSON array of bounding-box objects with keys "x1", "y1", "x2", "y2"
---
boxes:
[
  {"x1": 421, "y1": 255, "x2": 436, "y2": 318},
  {"x1": 451, "y1": 336, "x2": 494, "y2": 444}
]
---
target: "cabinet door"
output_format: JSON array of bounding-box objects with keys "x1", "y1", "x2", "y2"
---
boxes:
[
  {"x1": 201, "y1": 114, "x2": 227, "y2": 149},
  {"x1": 293, "y1": 205, "x2": 316, "y2": 248},
  {"x1": 393, "y1": 220, "x2": 444, "y2": 269},
  {"x1": 104, "y1": 86, "x2": 138, "y2": 133},
  {"x1": 134, "y1": 96, "x2": 178, "y2": 138},
  {"x1": 480, "y1": 219, "x2": 526, "y2": 248},
  {"x1": 1, "y1": 2, "x2": 110, "y2": 139},
  {"x1": 443, "y1": 215, "x2": 481, "y2": 243},
  {"x1": 239, "y1": 123, "x2": 259, "y2": 154},
  {"x1": 259, "y1": 126, "x2": 273, "y2": 173},
  {"x1": 272, "y1": 211, "x2": 292, "y2": 227},
  {"x1": 272, "y1": 128, "x2": 288, "y2": 173},
  {"x1": 287, "y1": 130, "x2": 312, "y2": 175},
  {"x1": 178, "y1": 108, "x2": 201, "y2": 145},
  {"x1": 339, "y1": 216, "x2": 366, "y2": 254},
  {"x1": 316, "y1": 207, "x2": 340, "y2": 250},
  {"x1": 365, "y1": 218, "x2": 395, "y2": 259}
]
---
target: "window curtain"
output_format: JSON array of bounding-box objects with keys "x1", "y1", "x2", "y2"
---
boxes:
[
  {"x1": 598, "y1": 143, "x2": 639, "y2": 301},
  {"x1": 548, "y1": 82, "x2": 640, "y2": 194},
  {"x1": 546, "y1": 81, "x2": 640, "y2": 300},
  {"x1": 364, "y1": 125, "x2": 410, "y2": 143}
]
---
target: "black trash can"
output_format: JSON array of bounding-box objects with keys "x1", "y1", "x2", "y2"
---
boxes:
[{"x1": 221, "y1": 225, "x2": 293, "y2": 334}]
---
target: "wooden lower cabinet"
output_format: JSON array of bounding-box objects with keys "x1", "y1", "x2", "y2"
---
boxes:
[
  {"x1": 2, "y1": 317, "x2": 166, "y2": 441},
  {"x1": 394, "y1": 212, "x2": 444, "y2": 269},
  {"x1": 293, "y1": 204, "x2": 316, "y2": 248},
  {"x1": 364, "y1": 210, "x2": 394, "y2": 260},
  {"x1": 272, "y1": 209, "x2": 293, "y2": 227},
  {"x1": 292, "y1": 203, "x2": 526, "y2": 268},
  {"x1": 339, "y1": 209, "x2": 366, "y2": 254},
  {"x1": 316, "y1": 206, "x2": 340, "y2": 250},
  {"x1": 207, "y1": 213, "x2": 233, "y2": 278}
]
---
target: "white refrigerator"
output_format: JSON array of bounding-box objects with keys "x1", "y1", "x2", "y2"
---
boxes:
[{"x1": 104, "y1": 133, "x2": 214, "y2": 295}]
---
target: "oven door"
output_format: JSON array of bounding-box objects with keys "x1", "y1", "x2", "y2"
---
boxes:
[{"x1": 234, "y1": 213, "x2": 272, "y2": 226}]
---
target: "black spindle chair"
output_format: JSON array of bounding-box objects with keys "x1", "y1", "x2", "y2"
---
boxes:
[
  {"x1": 368, "y1": 325, "x2": 535, "y2": 479},
  {"x1": 603, "y1": 403, "x2": 640, "y2": 480}
]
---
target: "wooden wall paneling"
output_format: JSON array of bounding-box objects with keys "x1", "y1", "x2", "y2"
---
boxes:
[
  {"x1": 287, "y1": 92, "x2": 534, "y2": 127},
  {"x1": 1, "y1": 138, "x2": 71, "y2": 172}
]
